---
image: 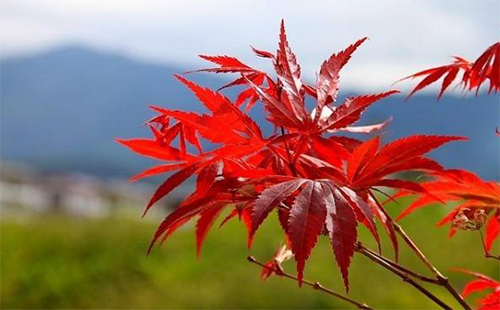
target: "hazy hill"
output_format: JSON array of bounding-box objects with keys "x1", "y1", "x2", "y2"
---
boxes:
[
  {"x1": 0, "y1": 47, "x2": 228, "y2": 178},
  {"x1": 1, "y1": 47, "x2": 498, "y2": 179}
]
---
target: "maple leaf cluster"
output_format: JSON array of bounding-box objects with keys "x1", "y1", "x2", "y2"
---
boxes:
[
  {"x1": 119, "y1": 21, "x2": 469, "y2": 290},
  {"x1": 459, "y1": 269, "x2": 500, "y2": 310},
  {"x1": 396, "y1": 169, "x2": 500, "y2": 254},
  {"x1": 402, "y1": 41, "x2": 500, "y2": 99}
]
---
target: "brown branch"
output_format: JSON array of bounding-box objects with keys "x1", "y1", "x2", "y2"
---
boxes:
[
  {"x1": 370, "y1": 195, "x2": 471, "y2": 310},
  {"x1": 359, "y1": 245, "x2": 439, "y2": 284},
  {"x1": 387, "y1": 216, "x2": 472, "y2": 310},
  {"x1": 247, "y1": 256, "x2": 373, "y2": 310},
  {"x1": 355, "y1": 244, "x2": 452, "y2": 310},
  {"x1": 390, "y1": 218, "x2": 443, "y2": 277},
  {"x1": 484, "y1": 253, "x2": 500, "y2": 260}
]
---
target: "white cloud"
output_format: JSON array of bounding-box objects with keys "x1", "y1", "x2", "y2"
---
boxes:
[{"x1": 1, "y1": 0, "x2": 498, "y2": 92}]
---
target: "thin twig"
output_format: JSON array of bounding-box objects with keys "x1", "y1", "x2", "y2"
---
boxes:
[
  {"x1": 359, "y1": 244, "x2": 439, "y2": 284},
  {"x1": 484, "y1": 253, "x2": 500, "y2": 260},
  {"x1": 479, "y1": 230, "x2": 500, "y2": 261},
  {"x1": 370, "y1": 195, "x2": 471, "y2": 310},
  {"x1": 355, "y1": 244, "x2": 452, "y2": 310},
  {"x1": 247, "y1": 256, "x2": 373, "y2": 310},
  {"x1": 386, "y1": 215, "x2": 472, "y2": 310},
  {"x1": 391, "y1": 219, "x2": 443, "y2": 277}
]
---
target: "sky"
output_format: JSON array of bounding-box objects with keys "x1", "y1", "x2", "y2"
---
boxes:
[{"x1": 1, "y1": 0, "x2": 499, "y2": 92}]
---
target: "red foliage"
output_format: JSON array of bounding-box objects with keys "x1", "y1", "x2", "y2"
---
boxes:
[
  {"x1": 119, "y1": 20, "x2": 467, "y2": 290},
  {"x1": 457, "y1": 269, "x2": 500, "y2": 310},
  {"x1": 402, "y1": 41, "x2": 500, "y2": 98},
  {"x1": 396, "y1": 169, "x2": 500, "y2": 254}
]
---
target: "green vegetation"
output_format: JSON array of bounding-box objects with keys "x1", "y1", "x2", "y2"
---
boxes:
[{"x1": 1, "y1": 201, "x2": 497, "y2": 309}]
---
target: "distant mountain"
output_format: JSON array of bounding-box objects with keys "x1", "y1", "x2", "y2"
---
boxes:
[
  {"x1": 0, "y1": 46, "x2": 234, "y2": 178},
  {"x1": 1, "y1": 46, "x2": 499, "y2": 180}
]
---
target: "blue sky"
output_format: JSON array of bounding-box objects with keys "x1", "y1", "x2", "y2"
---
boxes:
[{"x1": 1, "y1": 0, "x2": 498, "y2": 92}]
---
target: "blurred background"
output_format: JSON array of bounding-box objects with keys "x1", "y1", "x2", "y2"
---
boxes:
[{"x1": 1, "y1": 0, "x2": 499, "y2": 309}]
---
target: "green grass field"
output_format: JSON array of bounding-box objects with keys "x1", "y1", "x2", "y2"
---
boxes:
[{"x1": 1, "y1": 200, "x2": 498, "y2": 309}]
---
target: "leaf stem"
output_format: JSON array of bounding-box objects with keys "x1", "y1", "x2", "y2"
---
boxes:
[
  {"x1": 280, "y1": 126, "x2": 298, "y2": 177},
  {"x1": 247, "y1": 256, "x2": 373, "y2": 310}
]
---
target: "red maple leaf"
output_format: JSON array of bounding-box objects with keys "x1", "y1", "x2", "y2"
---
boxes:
[
  {"x1": 396, "y1": 169, "x2": 500, "y2": 255},
  {"x1": 456, "y1": 269, "x2": 500, "y2": 310},
  {"x1": 119, "y1": 20, "x2": 468, "y2": 291},
  {"x1": 402, "y1": 41, "x2": 500, "y2": 99}
]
